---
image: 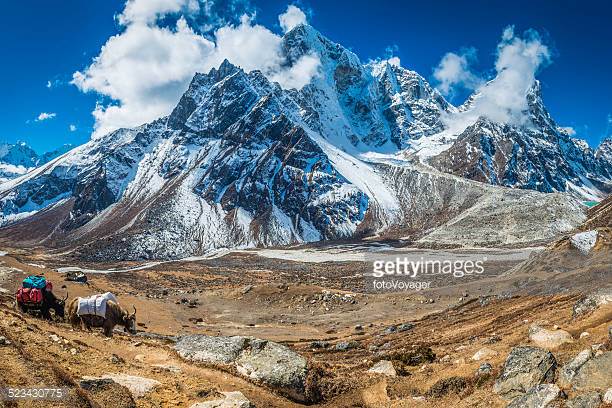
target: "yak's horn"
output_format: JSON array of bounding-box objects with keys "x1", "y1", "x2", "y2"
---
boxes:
[
  {"x1": 63, "y1": 293, "x2": 69, "y2": 302},
  {"x1": 132, "y1": 305, "x2": 137, "y2": 315}
]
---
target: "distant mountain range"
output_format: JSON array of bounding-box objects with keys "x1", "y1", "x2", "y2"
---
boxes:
[
  {"x1": 0, "y1": 24, "x2": 608, "y2": 259},
  {"x1": 0, "y1": 142, "x2": 72, "y2": 184}
]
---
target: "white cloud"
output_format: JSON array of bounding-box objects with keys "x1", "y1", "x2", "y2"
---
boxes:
[
  {"x1": 279, "y1": 5, "x2": 306, "y2": 33},
  {"x1": 46, "y1": 80, "x2": 52, "y2": 88},
  {"x1": 118, "y1": 0, "x2": 200, "y2": 25},
  {"x1": 442, "y1": 26, "x2": 551, "y2": 133},
  {"x1": 69, "y1": 124, "x2": 77, "y2": 132},
  {"x1": 558, "y1": 126, "x2": 576, "y2": 136},
  {"x1": 386, "y1": 56, "x2": 400, "y2": 67},
  {"x1": 433, "y1": 48, "x2": 481, "y2": 96},
  {"x1": 73, "y1": 17, "x2": 216, "y2": 137},
  {"x1": 73, "y1": 2, "x2": 318, "y2": 138},
  {"x1": 35, "y1": 112, "x2": 56, "y2": 121}
]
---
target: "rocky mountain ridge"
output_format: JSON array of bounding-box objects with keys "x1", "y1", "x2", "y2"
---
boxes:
[
  {"x1": 0, "y1": 24, "x2": 605, "y2": 258},
  {"x1": 0, "y1": 141, "x2": 72, "y2": 184}
]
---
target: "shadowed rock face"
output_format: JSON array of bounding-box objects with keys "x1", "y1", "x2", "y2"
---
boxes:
[
  {"x1": 493, "y1": 346, "x2": 557, "y2": 400},
  {"x1": 429, "y1": 83, "x2": 612, "y2": 198}
]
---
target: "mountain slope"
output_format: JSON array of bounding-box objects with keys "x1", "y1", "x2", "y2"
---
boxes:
[
  {"x1": 0, "y1": 142, "x2": 73, "y2": 184},
  {"x1": 426, "y1": 82, "x2": 612, "y2": 199},
  {"x1": 0, "y1": 25, "x2": 592, "y2": 259}
]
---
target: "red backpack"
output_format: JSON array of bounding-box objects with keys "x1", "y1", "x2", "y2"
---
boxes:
[{"x1": 16, "y1": 287, "x2": 44, "y2": 305}]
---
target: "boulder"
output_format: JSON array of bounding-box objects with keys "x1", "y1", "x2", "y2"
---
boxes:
[
  {"x1": 190, "y1": 391, "x2": 253, "y2": 408},
  {"x1": 528, "y1": 325, "x2": 574, "y2": 349},
  {"x1": 559, "y1": 349, "x2": 593, "y2": 387},
  {"x1": 235, "y1": 339, "x2": 308, "y2": 402},
  {"x1": 476, "y1": 363, "x2": 493, "y2": 376},
  {"x1": 493, "y1": 346, "x2": 557, "y2": 400},
  {"x1": 471, "y1": 347, "x2": 498, "y2": 361},
  {"x1": 82, "y1": 374, "x2": 160, "y2": 398},
  {"x1": 569, "y1": 230, "x2": 598, "y2": 255},
  {"x1": 175, "y1": 335, "x2": 248, "y2": 365},
  {"x1": 367, "y1": 360, "x2": 396, "y2": 377},
  {"x1": 507, "y1": 384, "x2": 560, "y2": 408},
  {"x1": 571, "y1": 352, "x2": 612, "y2": 392},
  {"x1": 175, "y1": 335, "x2": 308, "y2": 402},
  {"x1": 565, "y1": 391, "x2": 602, "y2": 408}
]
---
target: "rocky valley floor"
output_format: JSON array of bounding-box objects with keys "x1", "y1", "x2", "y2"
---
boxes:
[{"x1": 0, "y1": 242, "x2": 610, "y2": 407}]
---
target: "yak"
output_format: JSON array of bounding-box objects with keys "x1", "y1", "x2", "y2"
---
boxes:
[
  {"x1": 66, "y1": 297, "x2": 137, "y2": 337},
  {"x1": 17, "y1": 291, "x2": 68, "y2": 320}
]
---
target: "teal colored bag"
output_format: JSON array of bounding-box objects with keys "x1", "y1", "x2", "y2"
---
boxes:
[{"x1": 22, "y1": 275, "x2": 47, "y2": 290}]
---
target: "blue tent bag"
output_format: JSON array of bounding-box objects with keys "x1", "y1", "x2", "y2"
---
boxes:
[{"x1": 22, "y1": 275, "x2": 47, "y2": 290}]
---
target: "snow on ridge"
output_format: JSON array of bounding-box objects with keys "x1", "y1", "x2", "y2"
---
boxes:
[{"x1": 308, "y1": 130, "x2": 400, "y2": 219}]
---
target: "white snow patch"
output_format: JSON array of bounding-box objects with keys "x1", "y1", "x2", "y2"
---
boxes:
[{"x1": 308, "y1": 131, "x2": 400, "y2": 219}]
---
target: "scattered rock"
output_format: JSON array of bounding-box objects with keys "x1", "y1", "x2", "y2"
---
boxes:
[
  {"x1": 559, "y1": 349, "x2": 593, "y2": 387},
  {"x1": 476, "y1": 363, "x2": 493, "y2": 376},
  {"x1": 309, "y1": 341, "x2": 329, "y2": 349},
  {"x1": 334, "y1": 341, "x2": 359, "y2": 351},
  {"x1": 354, "y1": 325, "x2": 364, "y2": 332},
  {"x1": 110, "y1": 354, "x2": 125, "y2": 364},
  {"x1": 80, "y1": 377, "x2": 116, "y2": 391},
  {"x1": 565, "y1": 391, "x2": 602, "y2": 408},
  {"x1": 240, "y1": 285, "x2": 253, "y2": 295},
  {"x1": 529, "y1": 325, "x2": 574, "y2": 349},
  {"x1": 579, "y1": 332, "x2": 590, "y2": 339},
  {"x1": 175, "y1": 335, "x2": 309, "y2": 402},
  {"x1": 50, "y1": 334, "x2": 61, "y2": 342},
  {"x1": 472, "y1": 347, "x2": 498, "y2": 361},
  {"x1": 367, "y1": 360, "x2": 396, "y2": 377},
  {"x1": 485, "y1": 335, "x2": 502, "y2": 344},
  {"x1": 571, "y1": 352, "x2": 612, "y2": 392},
  {"x1": 397, "y1": 323, "x2": 414, "y2": 332},
  {"x1": 507, "y1": 384, "x2": 561, "y2": 408},
  {"x1": 493, "y1": 346, "x2": 557, "y2": 400},
  {"x1": 0, "y1": 336, "x2": 11, "y2": 346},
  {"x1": 190, "y1": 391, "x2": 253, "y2": 408}
]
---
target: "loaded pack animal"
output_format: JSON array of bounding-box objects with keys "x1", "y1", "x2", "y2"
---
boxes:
[
  {"x1": 66, "y1": 296, "x2": 137, "y2": 337},
  {"x1": 17, "y1": 290, "x2": 68, "y2": 320},
  {"x1": 16, "y1": 275, "x2": 67, "y2": 320}
]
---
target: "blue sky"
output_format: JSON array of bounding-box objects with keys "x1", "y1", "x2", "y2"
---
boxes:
[{"x1": 1, "y1": 0, "x2": 611, "y2": 153}]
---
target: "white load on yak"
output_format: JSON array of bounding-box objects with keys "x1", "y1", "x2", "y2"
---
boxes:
[
  {"x1": 76, "y1": 292, "x2": 118, "y2": 317},
  {"x1": 67, "y1": 292, "x2": 137, "y2": 337}
]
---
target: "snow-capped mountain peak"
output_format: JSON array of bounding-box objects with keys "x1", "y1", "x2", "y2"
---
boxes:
[{"x1": 0, "y1": 25, "x2": 606, "y2": 259}]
